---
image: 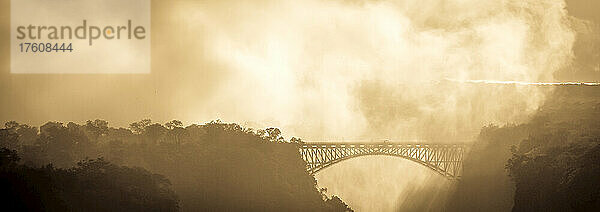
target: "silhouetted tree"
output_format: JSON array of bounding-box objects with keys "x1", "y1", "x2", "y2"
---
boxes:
[
  {"x1": 1, "y1": 119, "x2": 352, "y2": 211},
  {"x1": 0, "y1": 148, "x2": 179, "y2": 211}
]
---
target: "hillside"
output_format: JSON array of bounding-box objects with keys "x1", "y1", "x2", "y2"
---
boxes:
[
  {"x1": 447, "y1": 87, "x2": 600, "y2": 211},
  {"x1": 0, "y1": 120, "x2": 352, "y2": 211}
]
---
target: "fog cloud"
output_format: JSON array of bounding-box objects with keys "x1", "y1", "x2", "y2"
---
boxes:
[{"x1": 166, "y1": 0, "x2": 575, "y2": 141}]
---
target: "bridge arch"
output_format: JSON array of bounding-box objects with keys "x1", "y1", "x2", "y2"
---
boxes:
[{"x1": 299, "y1": 143, "x2": 466, "y2": 180}]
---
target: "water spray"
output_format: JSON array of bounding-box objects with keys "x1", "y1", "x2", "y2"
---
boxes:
[{"x1": 445, "y1": 79, "x2": 600, "y2": 86}]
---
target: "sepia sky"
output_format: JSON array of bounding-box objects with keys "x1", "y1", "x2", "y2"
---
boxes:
[{"x1": 0, "y1": 0, "x2": 599, "y2": 142}]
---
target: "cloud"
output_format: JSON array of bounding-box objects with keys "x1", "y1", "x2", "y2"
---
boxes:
[{"x1": 171, "y1": 0, "x2": 575, "y2": 141}]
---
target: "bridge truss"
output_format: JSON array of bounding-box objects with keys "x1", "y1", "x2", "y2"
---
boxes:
[{"x1": 299, "y1": 142, "x2": 466, "y2": 179}]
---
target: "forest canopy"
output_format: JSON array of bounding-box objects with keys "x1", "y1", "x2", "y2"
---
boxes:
[
  {"x1": 0, "y1": 120, "x2": 352, "y2": 211},
  {"x1": 447, "y1": 87, "x2": 600, "y2": 212}
]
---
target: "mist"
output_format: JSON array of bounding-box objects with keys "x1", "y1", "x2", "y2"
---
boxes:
[
  {"x1": 158, "y1": 0, "x2": 576, "y2": 141},
  {"x1": 0, "y1": 0, "x2": 580, "y2": 140}
]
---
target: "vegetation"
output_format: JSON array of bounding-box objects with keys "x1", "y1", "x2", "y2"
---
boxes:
[
  {"x1": 0, "y1": 120, "x2": 352, "y2": 211},
  {"x1": 5, "y1": 88, "x2": 598, "y2": 212},
  {"x1": 507, "y1": 87, "x2": 600, "y2": 211},
  {"x1": 447, "y1": 87, "x2": 600, "y2": 212},
  {"x1": 0, "y1": 148, "x2": 178, "y2": 211}
]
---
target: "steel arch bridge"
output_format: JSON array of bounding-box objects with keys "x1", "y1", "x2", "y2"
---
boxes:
[{"x1": 299, "y1": 142, "x2": 467, "y2": 179}]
